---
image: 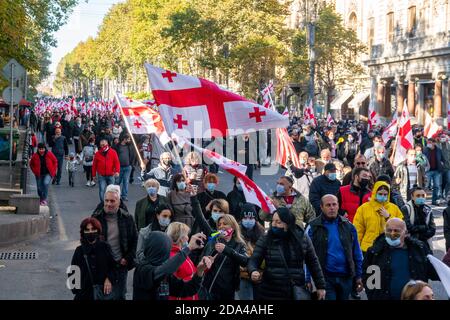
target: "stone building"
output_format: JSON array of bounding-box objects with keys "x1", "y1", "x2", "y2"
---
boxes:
[{"x1": 289, "y1": 0, "x2": 450, "y2": 125}]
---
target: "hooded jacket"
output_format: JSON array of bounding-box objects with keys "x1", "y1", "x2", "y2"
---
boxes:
[
  {"x1": 353, "y1": 181, "x2": 404, "y2": 252},
  {"x1": 401, "y1": 200, "x2": 436, "y2": 247},
  {"x1": 132, "y1": 231, "x2": 201, "y2": 300}
]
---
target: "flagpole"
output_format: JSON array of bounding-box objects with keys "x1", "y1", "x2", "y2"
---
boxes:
[{"x1": 114, "y1": 93, "x2": 145, "y2": 169}]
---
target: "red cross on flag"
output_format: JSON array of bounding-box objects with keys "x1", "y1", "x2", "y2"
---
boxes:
[
  {"x1": 145, "y1": 64, "x2": 288, "y2": 139},
  {"x1": 115, "y1": 93, "x2": 169, "y2": 144},
  {"x1": 424, "y1": 110, "x2": 440, "y2": 139},
  {"x1": 382, "y1": 112, "x2": 398, "y2": 143},
  {"x1": 326, "y1": 113, "x2": 334, "y2": 126},
  {"x1": 393, "y1": 103, "x2": 414, "y2": 166},
  {"x1": 368, "y1": 102, "x2": 380, "y2": 130},
  {"x1": 303, "y1": 99, "x2": 317, "y2": 127},
  {"x1": 183, "y1": 138, "x2": 276, "y2": 213}
]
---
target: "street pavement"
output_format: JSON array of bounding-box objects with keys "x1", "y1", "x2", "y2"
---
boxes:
[{"x1": 0, "y1": 148, "x2": 448, "y2": 300}]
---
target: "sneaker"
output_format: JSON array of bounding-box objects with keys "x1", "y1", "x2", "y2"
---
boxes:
[
  {"x1": 86, "y1": 181, "x2": 91, "y2": 187},
  {"x1": 90, "y1": 181, "x2": 96, "y2": 187},
  {"x1": 42, "y1": 200, "x2": 48, "y2": 206},
  {"x1": 39, "y1": 200, "x2": 44, "y2": 206}
]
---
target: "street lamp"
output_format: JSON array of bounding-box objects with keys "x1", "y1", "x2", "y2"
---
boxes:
[{"x1": 302, "y1": 0, "x2": 318, "y2": 109}]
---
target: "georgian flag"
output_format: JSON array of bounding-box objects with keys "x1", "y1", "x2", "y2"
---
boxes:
[
  {"x1": 326, "y1": 113, "x2": 334, "y2": 126},
  {"x1": 144, "y1": 64, "x2": 288, "y2": 139},
  {"x1": 183, "y1": 138, "x2": 276, "y2": 213},
  {"x1": 382, "y1": 112, "x2": 398, "y2": 142},
  {"x1": 393, "y1": 103, "x2": 414, "y2": 166},
  {"x1": 368, "y1": 102, "x2": 380, "y2": 130},
  {"x1": 424, "y1": 110, "x2": 440, "y2": 139},
  {"x1": 303, "y1": 99, "x2": 317, "y2": 127}
]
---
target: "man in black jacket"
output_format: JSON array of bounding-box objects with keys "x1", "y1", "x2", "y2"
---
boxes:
[
  {"x1": 363, "y1": 218, "x2": 437, "y2": 300},
  {"x1": 309, "y1": 163, "x2": 341, "y2": 215},
  {"x1": 113, "y1": 133, "x2": 136, "y2": 201},
  {"x1": 92, "y1": 185, "x2": 138, "y2": 300},
  {"x1": 226, "y1": 177, "x2": 247, "y2": 220},
  {"x1": 368, "y1": 145, "x2": 395, "y2": 179},
  {"x1": 306, "y1": 195, "x2": 363, "y2": 300},
  {"x1": 442, "y1": 199, "x2": 450, "y2": 251}
]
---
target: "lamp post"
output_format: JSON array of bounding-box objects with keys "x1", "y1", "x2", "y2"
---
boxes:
[{"x1": 303, "y1": 0, "x2": 318, "y2": 112}]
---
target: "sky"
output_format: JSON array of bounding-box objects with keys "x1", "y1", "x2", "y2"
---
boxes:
[{"x1": 49, "y1": 0, "x2": 124, "y2": 75}]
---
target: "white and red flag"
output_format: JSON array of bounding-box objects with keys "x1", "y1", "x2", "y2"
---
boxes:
[
  {"x1": 326, "y1": 113, "x2": 334, "y2": 126},
  {"x1": 144, "y1": 64, "x2": 288, "y2": 139},
  {"x1": 282, "y1": 107, "x2": 289, "y2": 117},
  {"x1": 184, "y1": 139, "x2": 276, "y2": 213},
  {"x1": 261, "y1": 81, "x2": 274, "y2": 110},
  {"x1": 368, "y1": 102, "x2": 380, "y2": 130},
  {"x1": 424, "y1": 110, "x2": 440, "y2": 139},
  {"x1": 393, "y1": 103, "x2": 414, "y2": 166},
  {"x1": 382, "y1": 112, "x2": 398, "y2": 142},
  {"x1": 303, "y1": 99, "x2": 317, "y2": 127},
  {"x1": 276, "y1": 128, "x2": 301, "y2": 168}
]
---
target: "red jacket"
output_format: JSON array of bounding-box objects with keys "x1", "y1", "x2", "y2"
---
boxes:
[
  {"x1": 168, "y1": 245, "x2": 199, "y2": 300},
  {"x1": 339, "y1": 184, "x2": 371, "y2": 222},
  {"x1": 29, "y1": 151, "x2": 58, "y2": 178},
  {"x1": 31, "y1": 135, "x2": 37, "y2": 148},
  {"x1": 92, "y1": 147, "x2": 120, "y2": 177}
]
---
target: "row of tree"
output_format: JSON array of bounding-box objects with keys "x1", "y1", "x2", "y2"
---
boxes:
[
  {"x1": 0, "y1": 0, "x2": 79, "y2": 99},
  {"x1": 54, "y1": 0, "x2": 366, "y2": 109}
]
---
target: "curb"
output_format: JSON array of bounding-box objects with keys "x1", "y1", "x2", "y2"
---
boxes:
[{"x1": 0, "y1": 206, "x2": 50, "y2": 247}]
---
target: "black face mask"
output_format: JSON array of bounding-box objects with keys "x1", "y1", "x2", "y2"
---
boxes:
[
  {"x1": 84, "y1": 232, "x2": 98, "y2": 244},
  {"x1": 359, "y1": 178, "x2": 370, "y2": 189}
]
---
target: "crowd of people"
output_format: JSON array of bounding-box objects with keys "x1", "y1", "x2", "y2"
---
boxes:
[{"x1": 23, "y1": 106, "x2": 450, "y2": 301}]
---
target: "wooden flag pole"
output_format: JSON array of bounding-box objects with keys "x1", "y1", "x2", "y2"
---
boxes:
[{"x1": 114, "y1": 93, "x2": 145, "y2": 169}]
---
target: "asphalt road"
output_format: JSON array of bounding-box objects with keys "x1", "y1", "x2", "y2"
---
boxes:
[{"x1": 0, "y1": 152, "x2": 448, "y2": 300}]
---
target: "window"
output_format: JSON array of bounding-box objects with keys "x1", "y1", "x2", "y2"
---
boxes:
[
  {"x1": 407, "y1": 6, "x2": 417, "y2": 36},
  {"x1": 368, "y1": 17, "x2": 375, "y2": 51},
  {"x1": 386, "y1": 12, "x2": 394, "y2": 42},
  {"x1": 349, "y1": 12, "x2": 357, "y2": 32}
]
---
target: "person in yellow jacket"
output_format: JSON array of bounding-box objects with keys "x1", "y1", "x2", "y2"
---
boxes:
[{"x1": 353, "y1": 181, "x2": 403, "y2": 253}]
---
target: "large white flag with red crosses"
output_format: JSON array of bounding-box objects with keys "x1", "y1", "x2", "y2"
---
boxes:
[
  {"x1": 368, "y1": 102, "x2": 380, "y2": 130},
  {"x1": 183, "y1": 138, "x2": 276, "y2": 213},
  {"x1": 393, "y1": 103, "x2": 414, "y2": 166},
  {"x1": 144, "y1": 64, "x2": 288, "y2": 139}
]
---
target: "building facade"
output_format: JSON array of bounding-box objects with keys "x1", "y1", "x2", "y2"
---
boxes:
[{"x1": 335, "y1": 0, "x2": 450, "y2": 125}]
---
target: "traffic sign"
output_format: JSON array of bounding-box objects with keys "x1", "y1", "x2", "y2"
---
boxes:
[
  {"x1": 2, "y1": 59, "x2": 25, "y2": 81},
  {"x1": 2, "y1": 87, "x2": 23, "y2": 105}
]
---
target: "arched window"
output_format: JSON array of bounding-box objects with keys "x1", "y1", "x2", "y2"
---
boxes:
[{"x1": 348, "y1": 12, "x2": 358, "y2": 32}]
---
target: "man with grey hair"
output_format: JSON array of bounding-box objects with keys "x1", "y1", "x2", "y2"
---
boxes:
[
  {"x1": 141, "y1": 152, "x2": 181, "y2": 196},
  {"x1": 367, "y1": 144, "x2": 394, "y2": 179},
  {"x1": 92, "y1": 184, "x2": 138, "y2": 300},
  {"x1": 362, "y1": 218, "x2": 437, "y2": 300}
]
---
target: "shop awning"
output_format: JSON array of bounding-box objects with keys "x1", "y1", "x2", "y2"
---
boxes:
[
  {"x1": 330, "y1": 90, "x2": 353, "y2": 110},
  {"x1": 348, "y1": 91, "x2": 370, "y2": 109}
]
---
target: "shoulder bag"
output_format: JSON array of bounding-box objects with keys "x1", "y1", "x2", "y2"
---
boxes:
[
  {"x1": 278, "y1": 246, "x2": 311, "y2": 300},
  {"x1": 83, "y1": 254, "x2": 116, "y2": 300}
]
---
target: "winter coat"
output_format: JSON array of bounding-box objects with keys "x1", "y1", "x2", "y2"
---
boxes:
[
  {"x1": 92, "y1": 208, "x2": 138, "y2": 270},
  {"x1": 393, "y1": 161, "x2": 426, "y2": 200},
  {"x1": 168, "y1": 190, "x2": 194, "y2": 229},
  {"x1": 363, "y1": 235, "x2": 437, "y2": 300},
  {"x1": 135, "y1": 221, "x2": 168, "y2": 264},
  {"x1": 247, "y1": 227, "x2": 326, "y2": 300},
  {"x1": 337, "y1": 184, "x2": 371, "y2": 222},
  {"x1": 227, "y1": 187, "x2": 247, "y2": 220},
  {"x1": 368, "y1": 158, "x2": 395, "y2": 179},
  {"x1": 169, "y1": 244, "x2": 199, "y2": 300},
  {"x1": 424, "y1": 146, "x2": 445, "y2": 172},
  {"x1": 443, "y1": 204, "x2": 450, "y2": 252},
  {"x1": 29, "y1": 150, "x2": 58, "y2": 178},
  {"x1": 353, "y1": 181, "x2": 404, "y2": 252},
  {"x1": 309, "y1": 174, "x2": 341, "y2": 215},
  {"x1": 401, "y1": 201, "x2": 436, "y2": 249},
  {"x1": 51, "y1": 135, "x2": 69, "y2": 157},
  {"x1": 183, "y1": 164, "x2": 208, "y2": 193},
  {"x1": 81, "y1": 144, "x2": 97, "y2": 166},
  {"x1": 200, "y1": 237, "x2": 248, "y2": 300},
  {"x1": 134, "y1": 195, "x2": 169, "y2": 231},
  {"x1": 260, "y1": 189, "x2": 315, "y2": 228},
  {"x1": 70, "y1": 241, "x2": 117, "y2": 300},
  {"x1": 92, "y1": 147, "x2": 120, "y2": 177}
]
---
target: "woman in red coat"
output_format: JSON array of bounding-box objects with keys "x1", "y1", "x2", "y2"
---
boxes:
[
  {"x1": 166, "y1": 222, "x2": 199, "y2": 300},
  {"x1": 29, "y1": 143, "x2": 58, "y2": 205}
]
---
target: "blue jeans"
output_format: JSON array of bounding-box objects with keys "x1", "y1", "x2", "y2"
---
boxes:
[
  {"x1": 36, "y1": 174, "x2": 52, "y2": 201},
  {"x1": 237, "y1": 279, "x2": 254, "y2": 300},
  {"x1": 426, "y1": 170, "x2": 442, "y2": 203},
  {"x1": 325, "y1": 276, "x2": 353, "y2": 300},
  {"x1": 117, "y1": 165, "x2": 131, "y2": 199},
  {"x1": 98, "y1": 175, "x2": 115, "y2": 202}
]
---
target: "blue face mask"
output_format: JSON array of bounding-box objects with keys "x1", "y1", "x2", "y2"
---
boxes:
[
  {"x1": 211, "y1": 212, "x2": 222, "y2": 222},
  {"x1": 327, "y1": 173, "x2": 337, "y2": 181},
  {"x1": 177, "y1": 181, "x2": 186, "y2": 191},
  {"x1": 276, "y1": 184, "x2": 285, "y2": 194},
  {"x1": 158, "y1": 217, "x2": 171, "y2": 227},
  {"x1": 236, "y1": 184, "x2": 243, "y2": 191},
  {"x1": 376, "y1": 194, "x2": 388, "y2": 203},
  {"x1": 147, "y1": 187, "x2": 157, "y2": 196},
  {"x1": 385, "y1": 236, "x2": 401, "y2": 247},
  {"x1": 242, "y1": 219, "x2": 256, "y2": 229},
  {"x1": 271, "y1": 226, "x2": 287, "y2": 237},
  {"x1": 207, "y1": 183, "x2": 216, "y2": 192},
  {"x1": 414, "y1": 197, "x2": 426, "y2": 206}
]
